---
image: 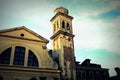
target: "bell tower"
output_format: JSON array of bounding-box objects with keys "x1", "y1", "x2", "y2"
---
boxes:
[{"x1": 50, "y1": 7, "x2": 76, "y2": 80}]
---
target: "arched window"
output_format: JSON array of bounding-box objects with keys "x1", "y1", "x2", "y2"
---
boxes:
[
  {"x1": 62, "y1": 21, "x2": 65, "y2": 28},
  {"x1": 66, "y1": 23, "x2": 70, "y2": 30},
  {"x1": 28, "y1": 50, "x2": 38, "y2": 67},
  {"x1": 30, "y1": 77, "x2": 37, "y2": 80},
  {"x1": 13, "y1": 46, "x2": 25, "y2": 66},
  {"x1": 0, "y1": 47, "x2": 11, "y2": 64},
  {"x1": 54, "y1": 78, "x2": 58, "y2": 80}
]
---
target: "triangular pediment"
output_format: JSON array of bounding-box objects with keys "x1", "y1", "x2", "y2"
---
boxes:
[{"x1": 0, "y1": 26, "x2": 49, "y2": 43}]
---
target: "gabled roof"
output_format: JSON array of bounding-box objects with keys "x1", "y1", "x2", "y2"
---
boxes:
[{"x1": 0, "y1": 26, "x2": 49, "y2": 43}]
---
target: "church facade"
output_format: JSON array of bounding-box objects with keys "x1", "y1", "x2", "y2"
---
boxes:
[
  {"x1": 0, "y1": 26, "x2": 61, "y2": 80},
  {"x1": 0, "y1": 7, "x2": 76, "y2": 80}
]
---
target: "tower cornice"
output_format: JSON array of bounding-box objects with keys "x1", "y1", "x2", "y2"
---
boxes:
[
  {"x1": 50, "y1": 12, "x2": 73, "y2": 22},
  {"x1": 50, "y1": 30, "x2": 75, "y2": 39}
]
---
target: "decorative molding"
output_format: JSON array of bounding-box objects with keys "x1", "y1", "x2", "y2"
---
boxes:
[
  {"x1": 50, "y1": 12, "x2": 73, "y2": 22},
  {"x1": 0, "y1": 26, "x2": 49, "y2": 43},
  {"x1": 50, "y1": 30, "x2": 75, "y2": 39},
  {"x1": 0, "y1": 34, "x2": 48, "y2": 43},
  {"x1": 0, "y1": 65, "x2": 61, "y2": 75}
]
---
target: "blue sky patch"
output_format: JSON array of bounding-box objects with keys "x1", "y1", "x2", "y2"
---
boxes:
[{"x1": 91, "y1": 9, "x2": 120, "y2": 20}]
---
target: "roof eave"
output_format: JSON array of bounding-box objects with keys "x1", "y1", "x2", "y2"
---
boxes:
[
  {"x1": 50, "y1": 12, "x2": 73, "y2": 22},
  {"x1": 50, "y1": 30, "x2": 75, "y2": 39}
]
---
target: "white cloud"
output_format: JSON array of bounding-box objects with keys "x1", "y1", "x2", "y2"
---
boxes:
[
  {"x1": 73, "y1": 14, "x2": 120, "y2": 54},
  {"x1": 71, "y1": 0, "x2": 120, "y2": 55},
  {"x1": 75, "y1": 0, "x2": 120, "y2": 19}
]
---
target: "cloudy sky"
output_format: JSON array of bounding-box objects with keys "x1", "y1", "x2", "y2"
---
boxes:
[{"x1": 0, "y1": 0, "x2": 120, "y2": 76}]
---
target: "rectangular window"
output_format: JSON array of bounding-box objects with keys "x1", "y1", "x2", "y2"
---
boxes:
[
  {"x1": 89, "y1": 71, "x2": 94, "y2": 80},
  {"x1": 13, "y1": 46, "x2": 25, "y2": 66}
]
